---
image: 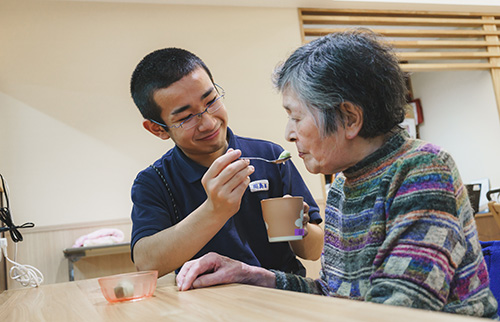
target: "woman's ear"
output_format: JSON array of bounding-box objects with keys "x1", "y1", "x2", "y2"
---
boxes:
[
  {"x1": 143, "y1": 119, "x2": 171, "y2": 140},
  {"x1": 339, "y1": 102, "x2": 363, "y2": 139}
]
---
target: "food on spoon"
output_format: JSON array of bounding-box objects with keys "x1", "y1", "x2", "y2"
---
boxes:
[{"x1": 278, "y1": 150, "x2": 291, "y2": 160}]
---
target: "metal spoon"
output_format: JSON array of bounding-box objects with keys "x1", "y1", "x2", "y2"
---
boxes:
[{"x1": 242, "y1": 156, "x2": 291, "y2": 164}]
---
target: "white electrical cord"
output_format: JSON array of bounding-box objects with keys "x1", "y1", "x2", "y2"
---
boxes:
[{"x1": 0, "y1": 238, "x2": 43, "y2": 287}]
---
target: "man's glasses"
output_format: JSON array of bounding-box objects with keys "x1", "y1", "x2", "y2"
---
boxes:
[{"x1": 150, "y1": 84, "x2": 225, "y2": 130}]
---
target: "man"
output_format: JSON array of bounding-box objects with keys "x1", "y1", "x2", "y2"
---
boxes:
[{"x1": 129, "y1": 48, "x2": 323, "y2": 277}]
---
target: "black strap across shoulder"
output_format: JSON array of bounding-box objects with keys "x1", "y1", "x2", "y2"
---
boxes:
[{"x1": 150, "y1": 165, "x2": 180, "y2": 224}]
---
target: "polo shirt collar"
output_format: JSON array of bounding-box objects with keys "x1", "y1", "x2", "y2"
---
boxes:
[{"x1": 171, "y1": 128, "x2": 237, "y2": 183}]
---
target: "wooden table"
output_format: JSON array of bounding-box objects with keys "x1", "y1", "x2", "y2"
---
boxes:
[{"x1": 0, "y1": 274, "x2": 486, "y2": 321}]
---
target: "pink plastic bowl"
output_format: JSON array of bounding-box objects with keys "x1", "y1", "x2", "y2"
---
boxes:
[{"x1": 98, "y1": 270, "x2": 158, "y2": 303}]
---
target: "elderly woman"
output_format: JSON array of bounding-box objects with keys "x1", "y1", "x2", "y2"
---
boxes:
[{"x1": 175, "y1": 30, "x2": 498, "y2": 318}]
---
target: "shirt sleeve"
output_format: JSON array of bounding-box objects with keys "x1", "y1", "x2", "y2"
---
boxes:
[
  {"x1": 130, "y1": 168, "x2": 176, "y2": 260},
  {"x1": 365, "y1": 151, "x2": 473, "y2": 310}
]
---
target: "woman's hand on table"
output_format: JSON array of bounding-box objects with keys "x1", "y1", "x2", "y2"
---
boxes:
[{"x1": 176, "y1": 252, "x2": 276, "y2": 291}]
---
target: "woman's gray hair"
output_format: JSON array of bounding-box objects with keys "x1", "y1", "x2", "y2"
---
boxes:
[{"x1": 273, "y1": 29, "x2": 407, "y2": 138}]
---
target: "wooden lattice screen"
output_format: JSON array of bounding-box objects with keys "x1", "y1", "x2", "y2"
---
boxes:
[{"x1": 298, "y1": 8, "x2": 500, "y2": 118}]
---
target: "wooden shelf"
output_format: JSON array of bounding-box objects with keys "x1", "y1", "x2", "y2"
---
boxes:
[
  {"x1": 298, "y1": 8, "x2": 500, "y2": 123},
  {"x1": 63, "y1": 242, "x2": 131, "y2": 281}
]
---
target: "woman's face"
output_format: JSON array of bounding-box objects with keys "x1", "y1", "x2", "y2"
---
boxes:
[{"x1": 283, "y1": 88, "x2": 353, "y2": 175}]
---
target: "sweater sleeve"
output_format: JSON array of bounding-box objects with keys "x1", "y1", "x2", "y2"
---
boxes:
[
  {"x1": 365, "y1": 149, "x2": 467, "y2": 310},
  {"x1": 271, "y1": 270, "x2": 326, "y2": 295}
]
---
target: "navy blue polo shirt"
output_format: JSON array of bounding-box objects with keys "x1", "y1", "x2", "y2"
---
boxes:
[{"x1": 130, "y1": 128, "x2": 321, "y2": 275}]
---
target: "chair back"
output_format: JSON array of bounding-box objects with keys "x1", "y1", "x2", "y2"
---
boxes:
[{"x1": 488, "y1": 201, "x2": 500, "y2": 230}]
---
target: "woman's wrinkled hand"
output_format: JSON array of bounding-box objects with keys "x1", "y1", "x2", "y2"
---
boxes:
[
  {"x1": 176, "y1": 252, "x2": 277, "y2": 291},
  {"x1": 176, "y1": 252, "x2": 247, "y2": 291}
]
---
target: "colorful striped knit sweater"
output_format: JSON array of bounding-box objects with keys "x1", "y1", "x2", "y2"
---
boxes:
[{"x1": 273, "y1": 128, "x2": 498, "y2": 318}]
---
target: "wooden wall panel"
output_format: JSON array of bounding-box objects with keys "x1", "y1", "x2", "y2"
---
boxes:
[{"x1": 299, "y1": 8, "x2": 500, "y2": 71}]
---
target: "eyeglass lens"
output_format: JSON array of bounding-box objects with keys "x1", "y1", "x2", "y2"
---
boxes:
[{"x1": 179, "y1": 95, "x2": 224, "y2": 130}]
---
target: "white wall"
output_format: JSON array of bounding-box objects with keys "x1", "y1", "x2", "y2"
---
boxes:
[
  {"x1": 412, "y1": 70, "x2": 500, "y2": 190},
  {"x1": 71, "y1": 0, "x2": 500, "y2": 12},
  {"x1": 0, "y1": 1, "x2": 317, "y2": 227},
  {"x1": 2, "y1": 0, "x2": 500, "y2": 229}
]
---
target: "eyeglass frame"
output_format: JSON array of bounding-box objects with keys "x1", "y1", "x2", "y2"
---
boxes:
[{"x1": 149, "y1": 83, "x2": 225, "y2": 130}]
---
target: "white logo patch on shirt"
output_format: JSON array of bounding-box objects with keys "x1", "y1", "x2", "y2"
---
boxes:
[{"x1": 249, "y1": 179, "x2": 269, "y2": 192}]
